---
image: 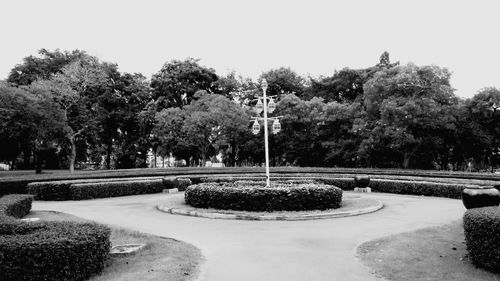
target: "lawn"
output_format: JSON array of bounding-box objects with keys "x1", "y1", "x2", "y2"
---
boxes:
[
  {"x1": 24, "y1": 211, "x2": 204, "y2": 281},
  {"x1": 357, "y1": 220, "x2": 500, "y2": 281}
]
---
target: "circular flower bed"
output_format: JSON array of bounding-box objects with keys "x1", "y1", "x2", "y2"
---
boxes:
[{"x1": 184, "y1": 182, "x2": 342, "y2": 212}]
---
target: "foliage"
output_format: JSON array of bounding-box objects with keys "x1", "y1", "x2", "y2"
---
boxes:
[
  {"x1": 69, "y1": 179, "x2": 164, "y2": 200},
  {"x1": 259, "y1": 67, "x2": 306, "y2": 98},
  {"x1": 0, "y1": 194, "x2": 111, "y2": 280},
  {"x1": 185, "y1": 182, "x2": 342, "y2": 211},
  {"x1": 0, "y1": 221, "x2": 110, "y2": 281},
  {"x1": 154, "y1": 92, "x2": 251, "y2": 165},
  {"x1": 151, "y1": 58, "x2": 218, "y2": 110},
  {"x1": 7, "y1": 49, "x2": 87, "y2": 86},
  {"x1": 463, "y1": 207, "x2": 500, "y2": 273}
]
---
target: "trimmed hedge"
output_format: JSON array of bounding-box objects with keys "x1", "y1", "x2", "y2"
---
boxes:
[
  {"x1": 0, "y1": 194, "x2": 33, "y2": 218},
  {"x1": 369, "y1": 179, "x2": 475, "y2": 199},
  {"x1": 27, "y1": 176, "x2": 163, "y2": 201},
  {"x1": 0, "y1": 195, "x2": 37, "y2": 235},
  {"x1": 463, "y1": 207, "x2": 500, "y2": 273},
  {"x1": 5, "y1": 166, "x2": 500, "y2": 196},
  {"x1": 69, "y1": 179, "x2": 165, "y2": 200},
  {"x1": 0, "y1": 221, "x2": 111, "y2": 281},
  {"x1": 0, "y1": 194, "x2": 111, "y2": 281},
  {"x1": 185, "y1": 182, "x2": 342, "y2": 211}
]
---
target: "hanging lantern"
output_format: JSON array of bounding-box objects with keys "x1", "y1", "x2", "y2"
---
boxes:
[
  {"x1": 255, "y1": 99, "x2": 264, "y2": 113},
  {"x1": 268, "y1": 97, "x2": 276, "y2": 113},
  {"x1": 272, "y1": 119, "x2": 281, "y2": 134},
  {"x1": 252, "y1": 120, "x2": 260, "y2": 135}
]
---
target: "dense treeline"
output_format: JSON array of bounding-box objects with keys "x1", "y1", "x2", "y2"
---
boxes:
[{"x1": 1, "y1": 49, "x2": 499, "y2": 173}]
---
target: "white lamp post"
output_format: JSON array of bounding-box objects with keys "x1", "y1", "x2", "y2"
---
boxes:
[{"x1": 251, "y1": 79, "x2": 282, "y2": 187}]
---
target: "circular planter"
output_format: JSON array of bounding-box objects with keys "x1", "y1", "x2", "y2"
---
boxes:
[
  {"x1": 184, "y1": 182, "x2": 342, "y2": 212},
  {"x1": 354, "y1": 175, "x2": 370, "y2": 188},
  {"x1": 462, "y1": 186, "x2": 500, "y2": 209}
]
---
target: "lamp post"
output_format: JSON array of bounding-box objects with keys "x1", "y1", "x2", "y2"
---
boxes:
[{"x1": 252, "y1": 79, "x2": 282, "y2": 187}]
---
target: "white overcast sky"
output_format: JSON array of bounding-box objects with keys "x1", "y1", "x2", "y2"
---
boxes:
[{"x1": 1, "y1": 0, "x2": 499, "y2": 98}]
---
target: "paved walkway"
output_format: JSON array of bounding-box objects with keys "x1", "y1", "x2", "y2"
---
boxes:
[{"x1": 32, "y1": 192, "x2": 465, "y2": 281}]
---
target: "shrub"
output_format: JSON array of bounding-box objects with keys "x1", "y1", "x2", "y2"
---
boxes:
[
  {"x1": 0, "y1": 194, "x2": 111, "y2": 280},
  {"x1": 0, "y1": 194, "x2": 33, "y2": 218},
  {"x1": 0, "y1": 221, "x2": 111, "y2": 281},
  {"x1": 463, "y1": 207, "x2": 500, "y2": 273},
  {"x1": 0, "y1": 195, "x2": 38, "y2": 235},
  {"x1": 369, "y1": 179, "x2": 472, "y2": 199},
  {"x1": 185, "y1": 182, "x2": 342, "y2": 211},
  {"x1": 177, "y1": 178, "x2": 192, "y2": 191},
  {"x1": 69, "y1": 179, "x2": 165, "y2": 200}
]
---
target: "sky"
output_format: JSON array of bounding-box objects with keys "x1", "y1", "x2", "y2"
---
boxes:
[{"x1": 0, "y1": 0, "x2": 499, "y2": 98}]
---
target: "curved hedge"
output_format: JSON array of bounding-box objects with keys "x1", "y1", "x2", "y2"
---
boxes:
[
  {"x1": 463, "y1": 207, "x2": 500, "y2": 273},
  {"x1": 185, "y1": 182, "x2": 342, "y2": 211},
  {"x1": 0, "y1": 195, "x2": 111, "y2": 281}
]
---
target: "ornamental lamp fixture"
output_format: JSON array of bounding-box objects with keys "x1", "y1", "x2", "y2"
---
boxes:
[
  {"x1": 255, "y1": 99, "x2": 264, "y2": 113},
  {"x1": 272, "y1": 119, "x2": 281, "y2": 134},
  {"x1": 261, "y1": 79, "x2": 268, "y2": 92},
  {"x1": 252, "y1": 120, "x2": 260, "y2": 135},
  {"x1": 268, "y1": 97, "x2": 276, "y2": 113}
]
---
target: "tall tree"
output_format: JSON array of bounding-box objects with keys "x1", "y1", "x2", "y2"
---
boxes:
[
  {"x1": 151, "y1": 58, "x2": 218, "y2": 110},
  {"x1": 7, "y1": 49, "x2": 87, "y2": 86},
  {"x1": 154, "y1": 91, "x2": 250, "y2": 166},
  {"x1": 259, "y1": 67, "x2": 306, "y2": 98}
]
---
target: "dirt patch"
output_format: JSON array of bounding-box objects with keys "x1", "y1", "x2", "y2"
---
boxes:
[{"x1": 357, "y1": 220, "x2": 500, "y2": 281}]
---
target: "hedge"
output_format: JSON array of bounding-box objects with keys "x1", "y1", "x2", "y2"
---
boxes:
[
  {"x1": 185, "y1": 182, "x2": 342, "y2": 211},
  {"x1": 463, "y1": 207, "x2": 500, "y2": 273},
  {"x1": 0, "y1": 195, "x2": 37, "y2": 235},
  {"x1": 0, "y1": 221, "x2": 111, "y2": 281},
  {"x1": 27, "y1": 176, "x2": 163, "y2": 201},
  {"x1": 0, "y1": 194, "x2": 111, "y2": 281},
  {"x1": 69, "y1": 179, "x2": 165, "y2": 200},
  {"x1": 368, "y1": 179, "x2": 476, "y2": 199},
  {"x1": 4, "y1": 166, "x2": 500, "y2": 196}
]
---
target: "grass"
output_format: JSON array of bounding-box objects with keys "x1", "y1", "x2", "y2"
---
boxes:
[
  {"x1": 160, "y1": 192, "x2": 380, "y2": 217},
  {"x1": 357, "y1": 220, "x2": 500, "y2": 281},
  {"x1": 23, "y1": 211, "x2": 203, "y2": 281}
]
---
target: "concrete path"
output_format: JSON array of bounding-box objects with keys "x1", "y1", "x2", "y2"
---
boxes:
[{"x1": 32, "y1": 192, "x2": 465, "y2": 281}]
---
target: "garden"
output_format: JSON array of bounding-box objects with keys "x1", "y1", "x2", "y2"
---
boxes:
[
  {"x1": 2, "y1": 47, "x2": 500, "y2": 280},
  {"x1": 1, "y1": 167, "x2": 500, "y2": 280}
]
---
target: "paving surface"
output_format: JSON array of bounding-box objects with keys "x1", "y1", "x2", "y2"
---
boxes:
[{"x1": 32, "y1": 191, "x2": 465, "y2": 281}]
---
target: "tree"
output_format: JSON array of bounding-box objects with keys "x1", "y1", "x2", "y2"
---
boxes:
[
  {"x1": 7, "y1": 49, "x2": 87, "y2": 86},
  {"x1": 0, "y1": 84, "x2": 65, "y2": 173},
  {"x1": 304, "y1": 68, "x2": 364, "y2": 103},
  {"x1": 464, "y1": 87, "x2": 500, "y2": 170},
  {"x1": 32, "y1": 55, "x2": 108, "y2": 172},
  {"x1": 154, "y1": 92, "x2": 250, "y2": 166},
  {"x1": 362, "y1": 63, "x2": 458, "y2": 169},
  {"x1": 259, "y1": 67, "x2": 306, "y2": 98},
  {"x1": 151, "y1": 58, "x2": 218, "y2": 110}
]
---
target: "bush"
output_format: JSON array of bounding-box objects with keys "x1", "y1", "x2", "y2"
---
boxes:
[
  {"x1": 69, "y1": 179, "x2": 165, "y2": 200},
  {"x1": 0, "y1": 221, "x2": 110, "y2": 281},
  {"x1": 0, "y1": 194, "x2": 111, "y2": 280},
  {"x1": 0, "y1": 194, "x2": 33, "y2": 218},
  {"x1": 463, "y1": 207, "x2": 500, "y2": 273},
  {"x1": 185, "y1": 182, "x2": 342, "y2": 211},
  {"x1": 369, "y1": 179, "x2": 472, "y2": 199},
  {"x1": 177, "y1": 178, "x2": 192, "y2": 191},
  {"x1": 0, "y1": 195, "x2": 38, "y2": 235}
]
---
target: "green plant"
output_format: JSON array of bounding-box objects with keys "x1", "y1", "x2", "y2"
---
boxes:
[
  {"x1": 185, "y1": 182, "x2": 342, "y2": 211},
  {"x1": 69, "y1": 179, "x2": 165, "y2": 200},
  {"x1": 369, "y1": 179, "x2": 473, "y2": 199},
  {"x1": 0, "y1": 194, "x2": 111, "y2": 280},
  {"x1": 0, "y1": 221, "x2": 111, "y2": 281},
  {"x1": 463, "y1": 207, "x2": 500, "y2": 273}
]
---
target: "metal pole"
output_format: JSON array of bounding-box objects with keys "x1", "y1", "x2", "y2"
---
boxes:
[{"x1": 263, "y1": 85, "x2": 271, "y2": 187}]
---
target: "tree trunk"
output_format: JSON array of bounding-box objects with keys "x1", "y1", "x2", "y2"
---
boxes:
[
  {"x1": 35, "y1": 150, "x2": 43, "y2": 174},
  {"x1": 106, "y1": 141, "x2": 113, "y2": 169},
  {"x1": 69, "y1": 136, "x2": 76, "y2": 173}
]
